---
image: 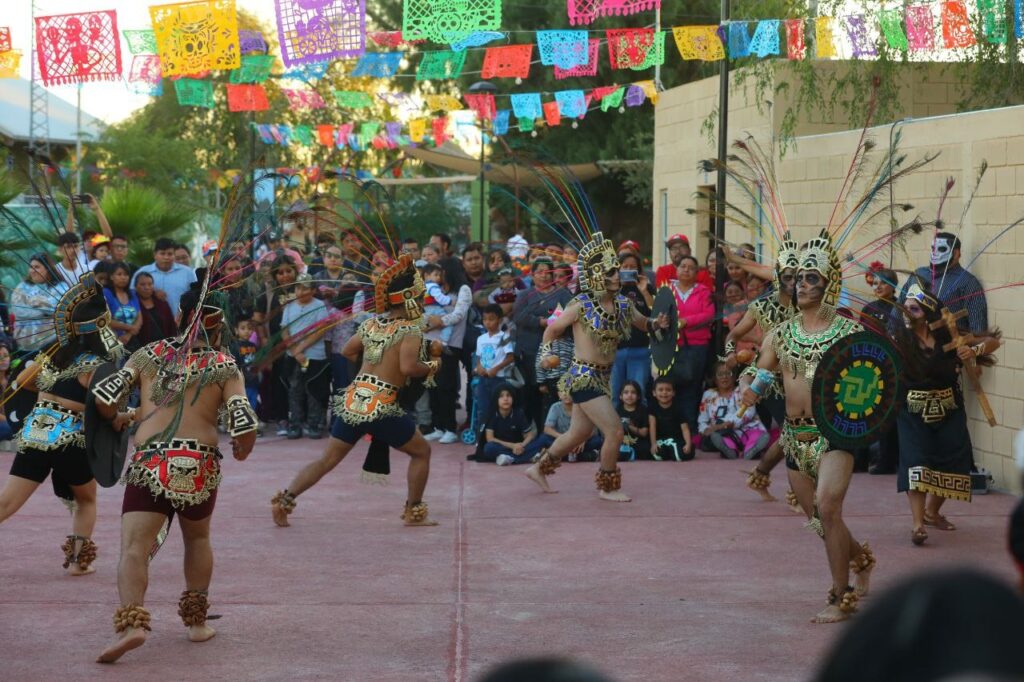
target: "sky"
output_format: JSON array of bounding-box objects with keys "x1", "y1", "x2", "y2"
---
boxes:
[{"x1": 6, "y1": 0, "x2": 279, "y2": 123}]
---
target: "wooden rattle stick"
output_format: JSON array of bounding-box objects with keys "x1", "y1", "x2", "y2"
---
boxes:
[
  {"x1": 736, "y1": 349, "x2": 756, "y2": 366},
  {"x1": 541, "y1": 355, "x2": 561, "y2": 370},
  {"x1": 429, "y1": 340, "x2": 443, "y2": 358},
  {"x1": 930, "y1": 308, "x2": 997, "y2": 427}
]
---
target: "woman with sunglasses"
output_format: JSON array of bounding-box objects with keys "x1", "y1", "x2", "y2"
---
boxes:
[{"x1": 893, "y1": 278, "x2": 1001, "y2": 546}]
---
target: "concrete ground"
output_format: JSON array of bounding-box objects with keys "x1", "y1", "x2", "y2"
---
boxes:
[{"x1": 0, "y1": 436, "x2": 1019, "y2": 682}]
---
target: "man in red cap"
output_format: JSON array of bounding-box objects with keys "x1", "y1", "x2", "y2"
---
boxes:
[{"x1": 655, "y1": 234, "x2": 713, "y2": 289}]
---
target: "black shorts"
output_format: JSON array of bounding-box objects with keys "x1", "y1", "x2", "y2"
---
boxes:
[
  {"x1": 330, "y1": 413, "x2": 417, "y2": 449},
  {"x1": 571, "y1": 388, "x2": 606, "y2": 405},
  {"x1": 9, "y1": 444, "x2": 94, "y2": 487}
]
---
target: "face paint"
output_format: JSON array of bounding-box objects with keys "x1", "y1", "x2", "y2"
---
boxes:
[
  {"x1": 931, "y1": 237, "x2": 953, "y2": 265},
  {"x1": 796, "y1": 269, "x2": 825, "y2": 307}
]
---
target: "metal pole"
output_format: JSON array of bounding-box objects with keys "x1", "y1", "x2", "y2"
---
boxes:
[
  {"x1": 714, "y1": 0, "x2": 730, "y2": 355},
  {"x1": 75, "y1": 84, "x2": 83, "y2": 194},
  {"x1": 480, "y1": 131, "x2": 487, "y2": 246},
  {"x1": 654, "y1": 4, "x2": 663, "y2": 90}
]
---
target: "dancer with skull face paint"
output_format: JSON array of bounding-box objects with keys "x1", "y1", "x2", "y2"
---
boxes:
[
  {"x1": 900, "y1": 232, "x2": 987, "y2": 334},
  {"x1": 0, "y1": 272, "x2": 124, "y2": 576},
  {"x1": 94, "y1": 286, "x2": 258, "y2": 663},
  {"x1": 526, "y1": 233, "x2": 670, "y2": 502},
  {"x1": 892, "y1": 278, "x2": 1001, "y2": 546},
  {"x1": 271, "y1": 255, "x2": 441, "y2": 527},
  {"x1": 725, "y1": 234, "x2": 801, "y2": 502},
  {"x1": 741, "y1": 231, "x2": 877, "y2": 623}
]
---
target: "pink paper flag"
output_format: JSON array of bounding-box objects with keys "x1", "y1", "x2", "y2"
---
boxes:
[
  {"x1": 906, "y1": 5, "x2": 935, "y2": 50},
  {"x1": 35, "y1": 10, "x2": 122, "y2": 86}
]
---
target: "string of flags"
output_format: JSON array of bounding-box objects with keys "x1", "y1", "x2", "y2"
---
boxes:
[{"x1": 1, "y1": 0, "x2": 1022, "y2": 136}]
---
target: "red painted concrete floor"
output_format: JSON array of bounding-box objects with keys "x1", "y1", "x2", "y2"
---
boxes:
[{"x1": 0, "y1": 436, "x2": 1019, "y2": 682}]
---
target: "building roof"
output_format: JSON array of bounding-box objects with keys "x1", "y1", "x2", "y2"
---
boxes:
[{"x1": 0, "y1": 77, "x2": 105, "y2": 146}]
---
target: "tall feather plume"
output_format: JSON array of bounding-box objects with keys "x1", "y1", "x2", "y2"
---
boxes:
[{"x1": 937, "y1": 161, "x2": 988, "y2": 292}]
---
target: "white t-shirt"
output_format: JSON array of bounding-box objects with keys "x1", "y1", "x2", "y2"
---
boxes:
[
  {"x1": 474, "y1": 329, "x2": 514, "y2": 377},
  {"x1": 56, "y1": 252, "x2": 90, "y2": 285}
]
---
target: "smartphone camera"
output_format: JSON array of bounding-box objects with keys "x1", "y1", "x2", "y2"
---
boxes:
[{"x1": 620, "y1": 269, "x2": 638, "y2": 283}]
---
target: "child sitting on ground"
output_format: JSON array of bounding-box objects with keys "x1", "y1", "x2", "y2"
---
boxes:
[
  {"x1": 510, "y1": 389, "x2": 603, "y2": 466},
  {"x1": 698, "y1": 362, "x2": 770, "y2": 460},
  {"x1": 648, "y1": 376, "x2": 694, "y2": 461},
  {"x1": 479, "y1": 385, "x2": 536, "y2": 465},
  {"x1": 421, "y1": 263, "x2": 453, "y2": 345},
  {"x1": 616, "y1": 380, "x2": 650, "y2": 461}
]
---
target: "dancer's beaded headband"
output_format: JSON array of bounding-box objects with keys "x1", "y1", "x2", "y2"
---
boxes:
[
  {"x1": 374, "y1": 254, "x2": 426, "y2": 317},
  {"x1": 53, "y1": 272, "x2": 111, "y2": 347}
]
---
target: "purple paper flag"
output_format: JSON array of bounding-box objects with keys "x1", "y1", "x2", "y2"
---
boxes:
[
  {"x1": 845, "y1": 15, "x2": 876, "y2": 57},
  {"x1": 274, "y1": 0, "x2": 365, "y2": 67}
]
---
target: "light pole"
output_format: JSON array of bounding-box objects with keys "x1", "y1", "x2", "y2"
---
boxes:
[
  {"x1": 468, "y1": 80, "x2": 497, "y2": 246},
  {"x1": 714, "y1": 0, "x2": 730, "y2": 356}
]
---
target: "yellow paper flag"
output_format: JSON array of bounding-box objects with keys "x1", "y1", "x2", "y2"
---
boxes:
[
  {"x1": 150, "y1": 0, "x2": 241, "y2": 76},
  {"x1": 0, "y1": 50, "x2": 22, "y2": 78},
  {"x1": 815, "y1": 17, "x2": 837, "y2": 59},
  {"x1": 672, "y1": 26, "x2": 725, "y2": 61},
  {"x1": 409, "y1": 118, "x2": 427, "y2": 143},
  {"x1": 426, "y1": 94, "x2": 464, "y2": 111},
  {"x1": 635, "y1": 80, "x2": 659, "y2": 106}
]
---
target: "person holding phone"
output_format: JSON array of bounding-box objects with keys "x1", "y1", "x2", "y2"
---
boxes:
[{"x1": 611, "y1": 252, "x2": 654, "y2": 407}]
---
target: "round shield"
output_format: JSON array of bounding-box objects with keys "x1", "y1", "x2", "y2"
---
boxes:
[
  {"x1": 811, "y1": 331, "x2": 903, "y2": 451},
  {"x1": 650, "y1": 286, "x2": 679, "y2": 376},
  {"x1": 85, "y1": 362, "x2": 131, "y2": 488}
]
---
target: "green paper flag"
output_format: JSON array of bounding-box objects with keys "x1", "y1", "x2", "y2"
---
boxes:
[
  {"x1": 335, "y1": 90, "x2": 374, "y2": 108},
  {"x1": 600, "y1": 87, "x2": 626, "y2": 112},
  {"x1": 174, "y1": 78, "x2": 214, "y2": 108},
  {"x1": 230, "y1": 55, "x2": 276, "y2": 84},
  {"x1": 416, "y1": 50, "x2": 467, "y2": 80},
  {"x1": 517, "y1": 116, "x2": 534, "y2": 132},
  {"x1": 979, "y1": 0, "x2": 1008, "y2": 44},
  {"x1": 292, "y1": 125, "x2": 313, "y2": 145},
  {"x1": 879, "y1": 10, "x2": 908, "y2": 51},
  {"x1": 360, "y1": 122, "x2": 380, "y2": 144}
]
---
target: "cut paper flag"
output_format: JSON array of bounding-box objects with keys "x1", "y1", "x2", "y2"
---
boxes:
[
  {"x1": 239, "y1": 30, "x2": 268, "y2": 54},
  {"x1": 127, "y1": 54, "x2": 162, "y2": 86},
  {"x1": 878, "y1": 10, "x2": 908, "y2": 51},
  {"x1": 0, "y1": 27, "x2": 11, "y2": 53},
  {"x1": 555, "y1": 89, "x2": 586, "y2": 118},
  {"x1": 672, "y1": 26, "x2": 725, "y2": 61},
  {"x1": 481, "y1": 44, "x2": 533, "y2": 79},
  {"x1": 599, "y1": 86, "x2": 625, "y2": 111},
  {"x1": 432, "y1": 116, "x2": 448, "y2": 146},
  {"x1": 727, "y1": 22, "x2": 750, "y2": 58},
  {"x1": 293, "y1": 125, "x2": 313, "y2": 145},
  {"x1": 493, "y1": 109, "x2": 510, "y2": 136},
  {"x1": 229, "y1": 54, "x2": 275, "y2": 83},
  {"x1": 464, "y1": 92, "x2": 496, "y2": 120},
  {"x1": 591, "y1": 84, "x2": 619, "y2": 100},
  {"x1": 123, "y1": 29, "x2": 156, "y2": 55},
  {"x1": 625, "y1": 84, "x2": 646, "y2": 107},
  {"x1": 510, "y1": 93, "x2": 542, "y2": 119},
  {"x1": 334, "y1": 90, "x2": 372, "y2": 107},
  {"x1": 368, "y1": 31, "x2": 423, "y2": 47},
  {"x1": 607, "y1": 28, "x2": 665, "y2": 70},
  {"x1": 845, "y1": 15, "x2": 876, "y2": 58},
  {"x1": 814, "y1": 16, "x2": 837, "y2": 58},
  {"x1": 350, "y1": 52, "x2": 402, "y2": 77},
  {"x1": 409, "y1": 118, "x2": 427, "y2": 142},
  {"x1": 283, "y1": 61, "x2": 329, "y2": 81},
  {"x1": 518, "y1": 116, "x2": 534, "y2": 133},
  {"x1": 979, "y1": 0, "x2": 1008, "y2": 43},
  {"x1": 554, "y1": 38, "x2": 600, "y2": 78},
  {"x1": 450, "y1": 31, "x2": 504, "y2": 51},
  {"x1": 0, "y1": 51, "x2": 22, "y2": 79},
  {"x1": 748, "y1": 20, "x2": 780, "y2": 58},
  {"x1": 174, "y1": 78, "x2": 215, "y2": 108},
  {"x1": 35, "y1": 10, "x2": 123, "y2": 86},
  {"x1": 416, "y1": 49, "x2": 466, "y2": 80},
  {"x1": 1017, "y1": 0, "x2": 1024, "y2": 40},
  {"x1": 336, "y1": 122, "x2": 353, "y2": 147},
  {"x1": 150, "y1": 0, "x2": 240, "y2": 77},
  {"x1": 403, "y1": 0, "x2": 502, "y2": 43},
  {"x1": 906, "y1": 5, "x2": 935, "y2": 50},
  {"x1": 226, "y1": 83, "x2": 269, "y2": 111},
  {"x1": 358, "y1": 122, "x2": 378, "y2": 145},
  {"x1": 282, "y1": 87, "x2": 326, "y2": 110},
  {"x1": 784, "y1": 19, "x2": 805, "y2": 59},
  {"x1": 567, "y1": 0, "x2": 661, "y2": 27},
  {"x1": 942, "y1": 0, "x2": 976, "y2": 48},
  {"x1": 255, "y1": 124, "x2": 275, "y2": 144},
  {"x1": 316, "y1": 124, "x2": 335, "y2": 146},
  {"x1": 543, "y1": 100, "x2": 561, "y2": 127},
  {"x1": 273, "y1": 0, "x2": 365, "y2": 67},
  {"x1": 426, "y1": 94, "x2": 464, "y2": 110},
  {"x1": 636, "y1": 79, "x2": 658, "y2": 105},
  {"x1": 537, "y1": 30, "x2": 590, "y2": 68}
]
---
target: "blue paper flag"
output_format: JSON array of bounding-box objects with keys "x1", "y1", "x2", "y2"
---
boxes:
[
  {"x1": 728, "y1": 22, "x2": 751, "y2": 58},
  {"x1": 494, "y1": 110, "x2": 510, "y2": 136},
  {"x1": 537, "y1": 30, "x2": 590, "y2": 68},
  {"x1": 510, "y1": 93, "x2": 542, "y2": 119},
  {"x1": 351, "y1": 52, "x2": 403, "y2": 78},
  {"x1": 555, "y1": 90, "x2": 587, "y2": 118}
]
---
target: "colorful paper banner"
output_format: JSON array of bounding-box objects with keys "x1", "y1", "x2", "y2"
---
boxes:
[
  {"x1": 150, "y1": 0, "x2": 240, "y2": 76},
  {"x1": 273, "y1": 0, "x2": 365, "y2": 67},
  {"x1": 35, "y1": 10, "x2": 122, "y2": 86}
]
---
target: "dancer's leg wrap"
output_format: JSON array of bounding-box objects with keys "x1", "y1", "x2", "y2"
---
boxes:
[
  {"x1": 178, "y1": 590, "x2": 210, "y2": 627},
  {"x1": 62, "y1": 534, "x2": 97, "y2": 570},
  {"x1": 113, "y1": 605, "x2": 152, "y2": 633},
  {"x1": 537, "y1": 449, "x2": 561, "y2": 476},
  {"x1": 594, "y1": 466, "x2": 623, "y2": 493}
]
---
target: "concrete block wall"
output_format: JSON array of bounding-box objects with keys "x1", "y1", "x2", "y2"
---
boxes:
[{"x1": 653, "y1": 64, "x2": 1024, "y2": 491}]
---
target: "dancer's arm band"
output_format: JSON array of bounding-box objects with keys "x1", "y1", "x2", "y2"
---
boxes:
[
  {"x1": 220, "y1": 395, "x2": 259, "y2": 437},
  {"x1": 92, "y1": 367, "x2": 137, "y2": 408},
  {"x1": 724, "y1": 340, "x2": 736, "y2": 356},
  {"x1": 748, "y1": 369, "x2": 775, "y2": 397},
  {"x1": 538, "y1": 341, "x2": 553, "y2": 358}
]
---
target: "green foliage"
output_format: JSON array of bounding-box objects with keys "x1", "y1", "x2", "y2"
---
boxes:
[
  {"x1": 0, "y1": 169, "x2": 25, "y2": 207},
  {"x1": 98, "y1": 184, "x2": 196, "y2": 263}
]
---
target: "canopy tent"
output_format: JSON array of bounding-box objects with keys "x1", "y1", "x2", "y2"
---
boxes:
[{"x1": 401, "y1": 142, "x2": 604, "y2": 187}]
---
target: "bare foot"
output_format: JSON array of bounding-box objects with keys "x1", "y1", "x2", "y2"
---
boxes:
[
  {"x1": 525, "y1": 465, "x2": 556, "y2": 493},
  {"x1": 67, "y1": 564, "x2": 96, "y2": 576},
  {"x1": 188, "y1": 624, "x2": 216, "y2": 642},
  {"x1": 271, "y1": 503, "x2": 291, "y2": 527},
  {"x1": 811, "y1": 605, "x2": 851, "y2": 624},
  {"x1": 96, "y1": 627, "x2": 147, "y2": 663},
  {"x1": 751, "y1": 487, "x2": 776, "y2": 502},
  {"x1": 598, "y1": 490, "x2": 632, "y2": 503},
  {"x1": 404, "y1": 517, "x2": 440, "y2": 527},
  {"x1": 854, "y1": 565, "x2": 873, "y2": 598}
]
